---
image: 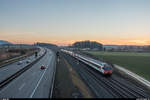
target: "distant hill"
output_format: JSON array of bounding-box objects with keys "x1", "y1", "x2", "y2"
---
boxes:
[
  {"x1": 0, "y1": 40, "x2": 12, "y2": 45},
  {"x1": 36, "y1": 42, "x2": 57, "y2": 47},
  {"x1": 36, "y1": 42, "x2": 58, "y2": 51},
  {"x1": 72, "y1": 40, "x2": 103, "y2": 50}
]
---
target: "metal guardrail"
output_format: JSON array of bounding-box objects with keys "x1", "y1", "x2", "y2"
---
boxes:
[
  {"x1": 0, "y1": 48, "x2": 47, "y2": 89},
  {"x1": 114, "y1": 64, "x2": 150, "y2": 89},
  {"x1": 0, "y1": 50, "x2": 39, "y2": 68}
]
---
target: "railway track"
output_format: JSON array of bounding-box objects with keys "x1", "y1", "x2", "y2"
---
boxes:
[
  {"x1": 76, "y1": 61, "x2": 129, "y2": 98},
  {"x1": 81, "y1": 59, "x2": 150, "y2": 98},
  {"x1": 76, "y1": 65, "x2": 118, "y2": 98},
  {"x1": 109, "y1": 77, "x2": 149, "y2": 97},
  {"x1": 62, "y1": 53, "x2": 150, "y2": 98},
  {"x1": 0, "y1": 49, "x2": 47, "y2": 90}
]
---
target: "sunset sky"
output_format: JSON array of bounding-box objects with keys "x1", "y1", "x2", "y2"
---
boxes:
[{"x1": 0, "y1": 0, "x2": 150, "y2": 46}]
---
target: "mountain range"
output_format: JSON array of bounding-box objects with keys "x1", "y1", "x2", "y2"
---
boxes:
[{"x1": 0, "y1": 40, "x2": 12, "y2": 45}]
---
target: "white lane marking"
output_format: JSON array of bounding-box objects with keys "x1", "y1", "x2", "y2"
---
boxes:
[
  {"x1": 19, "y1": 83, "x2": 26, "y2": 90},
  {"x1": 2, "y1": 68, "x2": 9, "y2": 71},
  {"x1": 30, "y1": 67, "x2": 48, "y2": 98},
  {"x1": 0, "y1": 48, "x2": 45, "y2": 94}
]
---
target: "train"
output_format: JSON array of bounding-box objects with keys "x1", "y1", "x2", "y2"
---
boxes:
[{"x1": 61, "y1": 49, "x2": 113, "y2": 76}]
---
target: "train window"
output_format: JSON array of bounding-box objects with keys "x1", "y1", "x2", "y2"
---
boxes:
[
  {"x1": 103, "y1": 67, "x2": 112, "y2": 71},
  {"x1": 99, "y1": 66, "x2": 101, "y2": 69},
  {"x1": 103, "y1": 64, "x2": 112, "y2": 70},
  {"x1": 104, "y1": 64, "x2": 110, "y2": 67}
]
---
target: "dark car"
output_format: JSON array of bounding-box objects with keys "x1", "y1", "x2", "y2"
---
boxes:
[{"x1": 40, "y1": 65, "x2": 46, "y2": 70}]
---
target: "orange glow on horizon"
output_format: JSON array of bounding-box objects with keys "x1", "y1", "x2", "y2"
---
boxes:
[
  {"x1": 98, "y1": 39, "x2": 150, "y2": 46},
  {"x1": 1, "y1": 31, "x2": 150, "y2": 46},
  {"x1": 8, "y1": 39, "x2": 150, "y2": 46}
]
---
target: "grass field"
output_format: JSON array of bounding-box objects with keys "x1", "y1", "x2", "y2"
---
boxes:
[{"x1": 85, "y1": 51, "x2": 150, "y2": 81}]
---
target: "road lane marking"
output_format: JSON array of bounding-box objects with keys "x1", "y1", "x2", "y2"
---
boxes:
[
  {"x1": 0, "y1": 48, "x2": 45, "y2": 95},
  {"x1": 2, "y1": 68, "x2": 9, "y2": 71},
  {"x1": 19, "y1": 83, "x2": 26, "y2": 90},
  {"x1": 30, "y1": 66, "x2": 48, "y2": 98}
]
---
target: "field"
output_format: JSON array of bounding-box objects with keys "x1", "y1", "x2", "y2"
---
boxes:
[{"x1": 85, "y1": 51, "x2": 150, "y2": 81}]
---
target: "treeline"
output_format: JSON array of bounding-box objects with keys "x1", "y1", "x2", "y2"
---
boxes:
[
  {"x1": 72, "y1": 40, "x2": 103, "y2": 50},
  {"x1": 36, "y1": 42, "x2": 57, "y2": 48},
  {"x1": 36, "y1": 42, "x2": 58, "y2": 52},
  {"x1": 144, "y1": 46, "x2": 150, "y2": 52},
  {"x1": 8, "y1": 48, "x2": 38, "y2": 55}
]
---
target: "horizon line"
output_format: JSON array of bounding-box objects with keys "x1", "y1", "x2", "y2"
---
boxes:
[{"x1": 1, "y1": 40, "x2": 150, "y2": 46}]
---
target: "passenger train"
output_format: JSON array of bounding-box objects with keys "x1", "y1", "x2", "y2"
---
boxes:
[{"x1": 61, "y1": 49, "x2": 113, "y2": 75}]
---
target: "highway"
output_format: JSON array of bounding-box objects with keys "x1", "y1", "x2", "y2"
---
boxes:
[
  {"x1": 0, "y1": 48, "x2": 56, "y2": 98},
  {"x1": 61, "y1": 52, "x2": 150, "y2": 98},
  {"x1": 0, "y1": 47, "x2": 45, "y2": 84},
  {"x1": 0, "y1": 47, "x2": 150, "y2": 98}
]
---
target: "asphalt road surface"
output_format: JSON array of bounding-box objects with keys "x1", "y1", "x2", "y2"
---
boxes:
[
  {"x1": 0, "y1": 48, "x2": 56, "y2": 98},
  {"x1": 0, "y1": 47, "x2": 45, "y2": 83}
]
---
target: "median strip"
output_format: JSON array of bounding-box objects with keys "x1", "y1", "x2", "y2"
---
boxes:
[
  {"x1": 0, "y1": 48, "x2": 47, "y2": 90},
  {"x1": 0, "y1": 49, "x2": 39, "y2": 68}
]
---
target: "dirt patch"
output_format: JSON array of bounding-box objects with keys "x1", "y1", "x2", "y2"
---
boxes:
[
  {"x1": 63, "y1": 58, "x2": 93, "y2": 98},
  {"x1": 53, "y1": 54, "x2": 93, "y2": 98}
]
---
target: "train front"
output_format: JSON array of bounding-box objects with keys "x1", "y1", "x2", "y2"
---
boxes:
[{"x1": 103, "y1": 64, "x2": 113, "y2": 75}]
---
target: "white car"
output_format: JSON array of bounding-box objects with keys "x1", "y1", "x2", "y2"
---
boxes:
[
  {"x1": 18, "y1": 61, "x2": 23, "y2": 65},
  {"x1": 26, "y1": 60, "x2": 31, "y2": 63}
]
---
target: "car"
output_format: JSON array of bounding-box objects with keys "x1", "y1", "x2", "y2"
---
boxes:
[
  {"x1": 40, "y1": 65, "x2": 46, "y2": 70},
  {"x1": 26, "y1": 60, "x2": 31, "y2": 63},
  {"x1": 18, "y1": 61, "x2": 23, "y2": 65}
]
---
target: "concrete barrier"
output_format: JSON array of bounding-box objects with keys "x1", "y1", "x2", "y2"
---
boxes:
[{"x1": 114, "y1": 64, "x2": 150, "y2": 90}]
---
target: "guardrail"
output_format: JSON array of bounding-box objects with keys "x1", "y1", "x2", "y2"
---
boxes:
[
  {"x1": 0, "y1": 50, "x2": 40, "y2": 68},
  {"x1": 0, "y1": 48, "x2": 47, "y2": 89},
  {"x1": 114, "y1": 64, "x2": 150, "y2": 90}
]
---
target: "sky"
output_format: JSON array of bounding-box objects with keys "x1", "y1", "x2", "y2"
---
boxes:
[{"x1": 0, "y1": 0, "x2": 150, "y2": 46}]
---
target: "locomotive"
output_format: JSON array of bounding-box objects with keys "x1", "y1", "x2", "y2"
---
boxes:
[{"x1": 61, "y1": 49, "x2": 113, "y2": 75}]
